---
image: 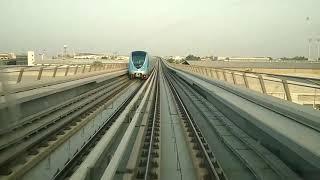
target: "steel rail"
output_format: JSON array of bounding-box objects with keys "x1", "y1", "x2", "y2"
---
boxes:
[
  {"x1": 164, "y1": 65, "x2": 224, "y2": 180},
  {"x1": 169, "y1": 72, "x2": 296, "y2": 179},
  {"x1": 54, "y1": 80, "x2": 142, "y2": 180},
  {"x1": 144, "y1": 70, "x2": 159, "y2": 180},
  {"x1": 100, "y1": 70, "x2": 157, "y2": 180}
]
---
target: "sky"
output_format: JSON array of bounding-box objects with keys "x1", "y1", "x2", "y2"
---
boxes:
[{"x1": 0, "y1": 0, "x2": 319, "y2": 57}]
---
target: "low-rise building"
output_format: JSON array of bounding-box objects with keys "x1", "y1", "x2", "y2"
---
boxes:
[
  {"x1": 213, "y1": 56, "x2": 271, "y2": 61},
  {"x1": 0, "y1": 51, "x2": 34, "y2": 66},
  {"x1": 73, "y1": 53, "x2": 104, "y2": 60},
  {"x1": 0, "y1": 53, "x2": 16, "y2": 60}
]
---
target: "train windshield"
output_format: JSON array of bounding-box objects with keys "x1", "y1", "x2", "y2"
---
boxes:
[{"x1": 132, "y1": 51, "x2": 146, "y2": 69}]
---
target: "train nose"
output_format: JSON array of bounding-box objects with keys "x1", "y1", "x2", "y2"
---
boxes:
[
  {"x1": 142, "y1": 74, "x2": 147, "y2": 79},
  {"x1": 135, "y1": 73, "x2": 142, "y2": 77}
]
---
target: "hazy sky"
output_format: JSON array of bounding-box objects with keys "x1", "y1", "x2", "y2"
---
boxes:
[{"x1": 0, "y1": 0, "x2": 319, "y2": 57}]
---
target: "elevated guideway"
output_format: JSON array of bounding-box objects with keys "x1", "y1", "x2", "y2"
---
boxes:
[
  {"x1": 172, "y1": 62, "x2": 320, "y2": 108},
  {"x1": 0, "y1": 59, "x2": 319, "y2": 180},
  {"x1": 166, "y1": 60, "x2": 320, "y2": 180}
]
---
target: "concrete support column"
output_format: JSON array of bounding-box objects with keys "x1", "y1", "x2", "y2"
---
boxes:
[
  {"x1": 258, "y1": 74, "x2": 267, "y2": 94},
  {"x1": 74, "y1": 65, "x2": 79, "y2": 75},
  {"x1": 209, "y1": 69, "x2": 214, "y2": 78},
  {"x1": 231, "y1": 72, "x2": 237, "y2": 84},
  {"x1": 223, "y1": 70, "x2": 228, "y2": 81},
  {"x1": 82, "y1": 65, "x2": 86, "y2": 73},
  {"x1": 215, "y1": 70, "x2": 220, "y2": 80},
  {"x1": 205, "y1": 68, "x2": 210, "y2": 76},
  {"x1": 243, "y1": 73, "x2": 249, "y2": 88},
  {"x1": 282, "y1": 79, "x2": 292, "y2": 101},
  {"x1": 37, "y1": 67, "x2": 44, "y2": 80},
  {"x1": 53, "y1": 66, "x2": 58, "y2": 78},
  {"x1": 201, "y1": 68, "x2": 205, "y2": 75},
  {"x1": 65, "y1": 66, "x2": 69, "y2": 76},
  {"x1": 16, "y1": 68, "x2": 25, "y2": 83}
]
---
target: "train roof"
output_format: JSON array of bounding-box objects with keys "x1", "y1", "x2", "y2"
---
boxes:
[{"x1": 131, "y1": 51, "x2": 148, "y2": 54}]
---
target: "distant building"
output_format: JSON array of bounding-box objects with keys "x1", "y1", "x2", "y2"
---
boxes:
[
  {"x1": 0, "y1": 53, "x2": 16, "y2": 60},
  {"x1": 229, "y1": 57, "x2": 271, "y2": 61},
  {"x1": 200, "y1": 56, "x2": 213, "y2": 61},
  {"x1": 73, "y1": 53, "x2": 104, "y2": 60},
  {"x1": 28, "y1": 51, "x2": 35, "y2": 66},
  {"x1": 74, "y1": 55, "x2": 100, "y2": 59},
  {"x1": 116, "y1": 56, "x2": 129, "y2": 61},
  {"x1": 213, "y1": 56, "x2": 228, "y2": 61},
  {"x1": 173, "y1": 56, "x2": 184, "y2": 61},
  {"x1": 0, "y1": 51, "x2": 34, "y2": 66},
  {"x1": 213, "y1": 56, "x2": 271, "y2": 61},
  {"x1": 167, "y1": 56, "x2": 185, "y2": 63}
]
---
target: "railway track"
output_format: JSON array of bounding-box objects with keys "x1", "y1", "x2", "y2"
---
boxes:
[
  {"x1": 0, "y1": 76, "x2": 142, "y2": 180},
  {"x1": 163, "y1": 62, "x2": 301, "y2": 180},
  {"x1": 0, "y1": 59, "x2": 317, "y2": 180},
  {"x1": 70, "y1": 68, "x2": 158, "y2": 180},
  {"x1": 164, "y1": 67, "x2": 227, "y2": 180},
  {"x1": 0, "y1": 76, "x2": 127, "y2": 150},
  {"x1": 136, "y1": 69, "x2": 160, "y2": 180},
  {"x1": 54, "y1": 79, "x2": 142, "y2": 180}
]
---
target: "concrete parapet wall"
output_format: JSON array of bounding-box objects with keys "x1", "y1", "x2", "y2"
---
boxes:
[
  {"x1": 0, "y1": 63, "x2": 128, "y2": 85},
  {"x1": 0, "y1": 70, "x2": 127, "y2": 133},
  {"x1": 170, "y1": 63, "x2": 320, "y2": 109},
  {"x1": 188, "y1": 60, "x2": 320, "y2": 69}
]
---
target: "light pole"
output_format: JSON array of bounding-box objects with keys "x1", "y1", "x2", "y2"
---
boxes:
[
  {"x1": 317, "y1": 36, "x2": 320, "y2": 61},
  {"x1": 306, "y1": 17, "x2": 313, "y2": 61},
  {"x1": 63, "y1": 45, "x2": 68, "y2": 59},
  {"x1": 308, "y1": 37, "x2": 312, "y2": 61}
]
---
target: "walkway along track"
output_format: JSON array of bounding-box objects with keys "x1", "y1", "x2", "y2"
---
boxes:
[
  {"x1": 163, "y1": 62, "x2": 227, "y2": 180},
  {"x1": 162, "y1": 61, "x2": 302, "y2": 180},
  {"x1": 0, "y1": 76, "x2": 142, "y2": 180}
]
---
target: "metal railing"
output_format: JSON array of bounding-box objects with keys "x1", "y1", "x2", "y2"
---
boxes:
[
  {"x1": 169, "y1": 63, "x2": 320, "y2": 109},
  {"x1": 0, "y1": 63, "x2": 128, "y2": 84}
]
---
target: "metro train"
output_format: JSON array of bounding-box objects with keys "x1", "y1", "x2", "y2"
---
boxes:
[{"x1": 128, "y1": 51, "x2": 154, "y2": 79}]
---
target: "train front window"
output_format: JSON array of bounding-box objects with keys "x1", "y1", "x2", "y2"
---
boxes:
[{"x1": 132, "y1": 51, "x2": 146, "y2": 69}]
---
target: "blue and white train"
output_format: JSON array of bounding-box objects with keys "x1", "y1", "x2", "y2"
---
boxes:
[{"x1": 128, "y1": 51, "x2": 154, "y2": 79}]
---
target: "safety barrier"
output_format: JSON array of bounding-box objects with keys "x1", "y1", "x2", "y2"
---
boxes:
[
  {"x1": 0, "y1": 63, "x2": 128, "y2": 84},
  {"x1": 169, "y1": 63, "x2": 320, "y2": 109}
]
